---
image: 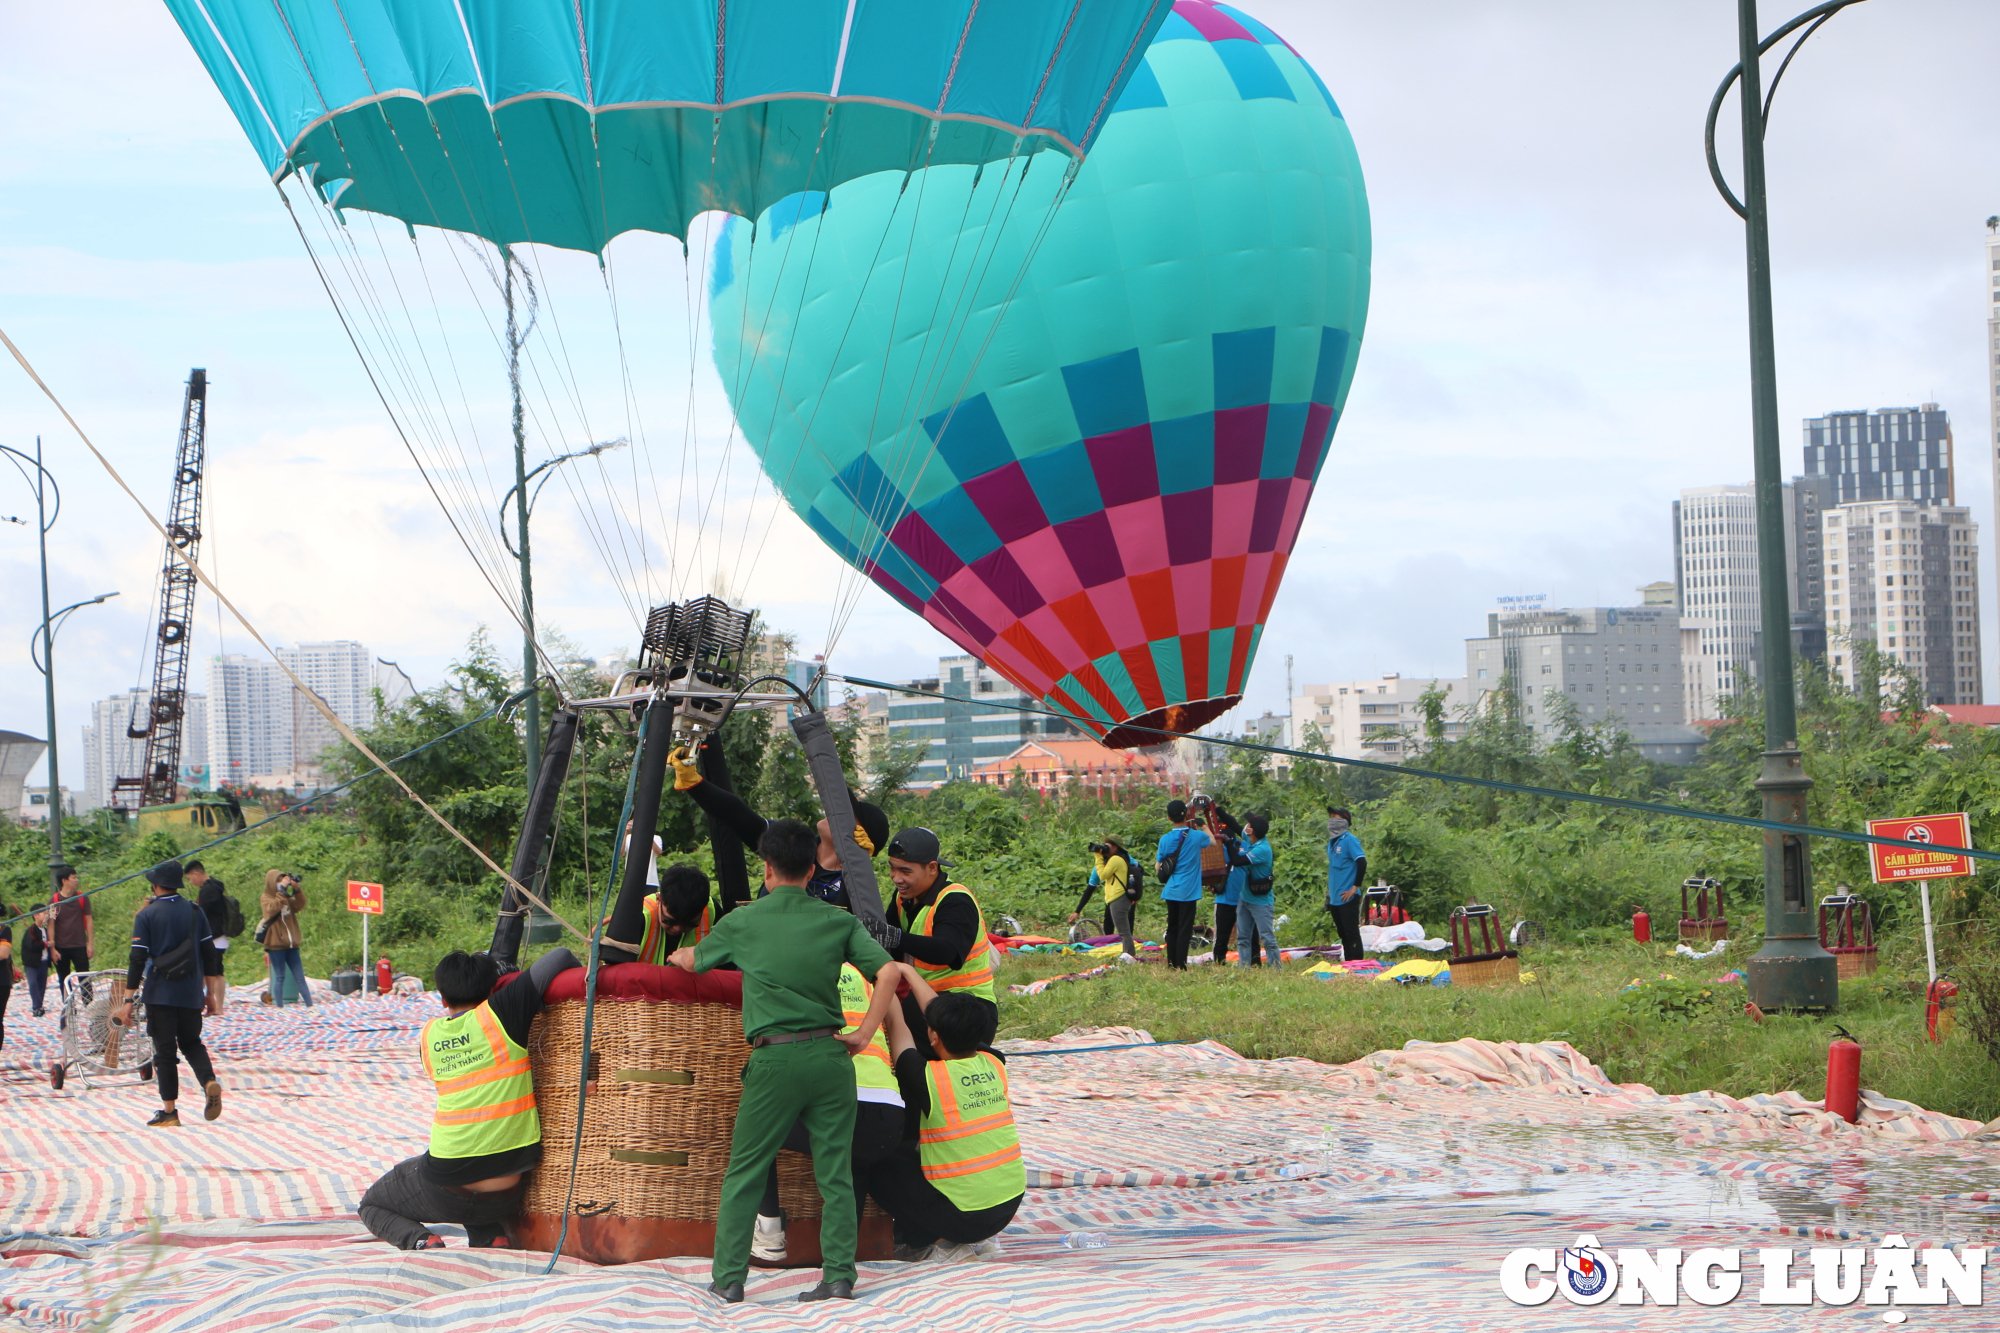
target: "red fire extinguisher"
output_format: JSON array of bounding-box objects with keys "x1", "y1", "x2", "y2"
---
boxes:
[
  {"x1": 1632, "y1": 907, "x2": 1651, "y2": 944},
  {"x1": 1825, "y1": 1026, "x2": 1861, "y2": 1124},
  {"x1": 376, "y1": 957, "x2": 393, "y2": 997}
]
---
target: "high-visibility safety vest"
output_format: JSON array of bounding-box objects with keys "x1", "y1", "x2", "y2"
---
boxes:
[
  {"x1": 908, "y1": 885, "x2": 996, "y2": 1002},
  {"x1": 918, "y1": 1051, "x2": 1025, "y2": 1210},
  {"x1": 837, "y1": 962, "x2": 898, "y2": 1095},
  {"x1": 420, "y1": 1001, "x2": 540, "y2": 1160},
  {"x1": 636, "y1": 895, "x2": 713, "y2": 966}
]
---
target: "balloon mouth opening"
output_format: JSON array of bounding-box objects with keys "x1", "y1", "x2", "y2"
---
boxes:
[{"x1": 1098, "y1": 695, "x2": 1241, "y2": 750}]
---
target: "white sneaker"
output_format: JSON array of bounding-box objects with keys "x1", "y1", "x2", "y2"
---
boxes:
[
  {"x1": 928, "y1": 1241, "x2": 986, "y2": 1266},
  {"x1": 751, "y1": 1214, "x2": 788, "y2": 1264},
  {"x1": 1115, "y1": 953, "x2": 1138, "y2": 965},
  {"x1": 968, "y1": 1237, "x2": 1004, "y2": 1261}
]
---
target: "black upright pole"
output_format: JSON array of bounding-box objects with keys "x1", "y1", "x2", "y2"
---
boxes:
[
  {"x1": 490, "y1": 707, "x2": 580, "y2": 969},
  {"x1": 600, "y1": 698, "x2": 677, "y2": 964}
]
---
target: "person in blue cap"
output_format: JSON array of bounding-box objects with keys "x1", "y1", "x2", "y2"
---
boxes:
[{"x1": 113, "y1": 860, "x2": 226, "y2": 1127}]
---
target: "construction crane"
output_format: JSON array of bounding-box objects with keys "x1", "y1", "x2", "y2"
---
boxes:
[{"x1": 112, "y1": 369, "x2": 207, "y2": 810}]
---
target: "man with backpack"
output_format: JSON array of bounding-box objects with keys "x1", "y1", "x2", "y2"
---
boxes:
[
  {"x1": 188, "y1": 862, "x2": 241, "y2": 961},
  {"x1": 1153, "y1": 800, "x2": 1212, "y2": 970},
  {"x1": 112, "y1": 861, "x2": 225, "y2": 1128}
]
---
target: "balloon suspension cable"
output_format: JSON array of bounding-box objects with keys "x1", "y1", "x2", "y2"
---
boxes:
[
  {"x1": 833, "y1": 674, "x2": 2000, "y2": 865},
  {"x1": 0, "y1": 688, "x2": 533, "y2": 935}
]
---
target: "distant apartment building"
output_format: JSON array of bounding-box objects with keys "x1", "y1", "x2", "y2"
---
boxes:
[
  {"x1": 1802, "y1": 405, "x2": 1955, "y2": 505},
  {"x1": 1793, "y1": 403, "x2": 1957, "y2": 665},
  {"x1": 1466, "y1": 594, "x2": 1701, "y2": 763},
  {"x1": 885, "y1": 654, "x2": 1077, "y2": 788},
  {"x1": 1987, "y1": 219, "x2": 2000, "y2": 632},
  {"x1": 207, "y1": 641, "x2": 402, "y2": 790},
  {"x1": 1823, "y1": 502, "x2": 1981, "y2": 706},
  {"x1": 80, "y1": 689, "x2": 209, "y2": 811},
  {"x1": 1674, "y1": 484, "x2": 1792, "y2": 715},
  {"x1": 1291, "y1": 674, "x2": 1470, "y2": 762}
]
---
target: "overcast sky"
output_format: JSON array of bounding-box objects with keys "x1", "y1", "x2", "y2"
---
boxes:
[{"x1": 4, "y1": 0, "x2": 1998, "y2": 795}]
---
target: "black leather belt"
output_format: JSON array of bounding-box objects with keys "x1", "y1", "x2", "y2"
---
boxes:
[{"x1": 750, "y1": 1026, "x2": 838, "y2": 1048}]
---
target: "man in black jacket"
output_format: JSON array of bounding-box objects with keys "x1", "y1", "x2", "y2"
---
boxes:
[
  {"x1": 113, "y1": 861, "x2": 226, "y2": 1128},
  {"x1": 188, "y1": 861, "x2": 232, "y2": 959}
]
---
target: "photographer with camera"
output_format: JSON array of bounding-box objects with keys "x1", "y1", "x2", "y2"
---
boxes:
[
  {"x1": 258, "y1": 870, "x2": 313, "y2": 1008},
  {"x1": 1068, "y1": 838, "x2": 1135, "y2": 958}
]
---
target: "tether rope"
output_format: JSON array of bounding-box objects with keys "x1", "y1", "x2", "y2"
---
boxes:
[
  {"x1": 835, "y1": 675, "x2": 2000, "y2": 864},
  {"x1": 0, "y1": 326, "x2": 586, "y2": 941},
  {"x1": 0, "y1": 692, "x2": 525, "y2": 935}
]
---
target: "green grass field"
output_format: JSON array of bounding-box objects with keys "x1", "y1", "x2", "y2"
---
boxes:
[
  {"x1": 27, "y1": 813, "x2": 1994, "y2": 1126},
  {"x1": 993, "y1": 936, "x2": 1998, "y2": 1124}
]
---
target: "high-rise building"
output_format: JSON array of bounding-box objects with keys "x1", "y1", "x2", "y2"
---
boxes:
[
  {"x1": 1291, "y1": 674, "x2": 1469, "y2": 762},
  {"x1": 280, "y1": 641, "x2": 381, "y2": 770},
  {"x1": 207, "y1": 655, "x2": 294, "y2": 786},
  {"x1": 1823, "y1": 502, "x2": 1981, "y2": 706},
  {"x1": 1987, "y1": 219, "x2": 2000, "y2": 632},
  {"x1": 80, "y1": 689, "x2": 209, "y2": 810},
  {"x1": 885, "y1": 654, "x2": 1077, "y2": 788},
  {"x1": 206, "y1": 642, "x2": 401, "y2": 790},
  {"x1": 1466, "y1": 595, "x2": 1701, "y2": 762},
  {"x1": 1802, "y1": 405, "x2": 1954, "y2": 505},
  {"x1": 1673, "y1": 484, "x2": 1791, "y2": 712}
]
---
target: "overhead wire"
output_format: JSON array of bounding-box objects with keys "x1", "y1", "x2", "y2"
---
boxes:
[
  {"x1": 833, "y1": 673, "x2": 2000, "y2": 865},
  {"x1": 0, "y1": 325, "x2": 585, "y2": 941}
]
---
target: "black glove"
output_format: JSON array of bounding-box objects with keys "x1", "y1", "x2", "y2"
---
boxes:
[{"x1": 865, "y1": 919, "x2": 903, "y2": 955}]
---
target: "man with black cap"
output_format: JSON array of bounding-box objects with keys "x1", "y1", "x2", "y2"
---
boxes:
[
  {"x1": 668, "y1": 744, "x2": 891, "y2": 913},
  {"x1": 875, "y1": 827, "x2": 996, "y2": 1048},
  {"x1": 113, "y1": 861, "x2": 225, "y2": 1128}
]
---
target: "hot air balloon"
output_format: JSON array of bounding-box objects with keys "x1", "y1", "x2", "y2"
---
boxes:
[
  {"x1": 710, "y1": 0, "x2": 1369, "y2": 746},
  {"x1": 162, "y1": 0, "x2": 1176, "y2": 1266}
]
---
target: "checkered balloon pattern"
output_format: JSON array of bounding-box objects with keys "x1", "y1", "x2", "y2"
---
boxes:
[{"x1": 713, "y1": 1, "x2": 1370, "y2": 745}]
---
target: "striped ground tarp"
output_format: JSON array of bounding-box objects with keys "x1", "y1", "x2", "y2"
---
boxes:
[{"x1": 4, "y1": 990, "x2": 1999, "y2": 1329}]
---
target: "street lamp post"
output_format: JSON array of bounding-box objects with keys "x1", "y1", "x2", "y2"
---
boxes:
[
  {"x1": 497, "y1": 435, "x2": 628, "y2": 788},
  {"x1": 3, "y1": 439, "x2": 117, "y2": 880},
  {"x1": 1705, "y1": 0, "x2": 1867, "y2": 1011}
]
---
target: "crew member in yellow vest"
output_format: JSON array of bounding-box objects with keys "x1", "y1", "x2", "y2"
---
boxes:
[
  {"x1": 634, "y1": 864, "x2": 721, "y2": 966},
  {"x1": 749, "y1": 957, "x2": 908, "y2": 1265},
  {"x1": 857, "y1": 961, "x2": 1024, "y2": 1261},
  {"x1": 879, "y1": 827, "x2": 996, "y2": 1052},
  {"x1": 358, "y1": 945, "x2": 579, "y2": 1250}
]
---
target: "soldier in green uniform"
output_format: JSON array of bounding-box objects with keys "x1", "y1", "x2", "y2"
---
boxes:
[{"x1": 669, "y1": 819, "x2": 898, "y2": 1304}]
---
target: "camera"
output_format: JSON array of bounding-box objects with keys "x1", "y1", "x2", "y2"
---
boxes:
[{"x1": 1087, "y1": 842, "x2": 1109, "y2": 856}]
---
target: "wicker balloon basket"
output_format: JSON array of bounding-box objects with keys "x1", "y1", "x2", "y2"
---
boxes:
[{"x1": 509, "y1": 963, "x2": 892, "y2": 1266}]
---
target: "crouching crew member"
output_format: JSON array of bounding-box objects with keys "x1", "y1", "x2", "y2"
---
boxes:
[
  {"x1": 669, "y1": 819, "x2": 899, "y2": 1304},
  {"x1": 860, "y1": 962, "x2": 1024, "y2": 1260},
  {"x1": 877, "y1": 827, "x2": 996, "y2": 1049},
  {"x1": 358, "y1": 944, "x2": 580, "y2": 1250}
]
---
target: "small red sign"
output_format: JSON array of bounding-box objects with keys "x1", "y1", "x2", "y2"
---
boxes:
[
  {"x1": 347, "y1": 880, "x2": 385, "y2": 915},
  {"x1": 1866, "y1": 814, "x2": 1973, "y2": 884}
]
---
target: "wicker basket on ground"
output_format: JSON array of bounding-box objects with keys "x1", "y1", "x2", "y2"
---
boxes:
[
  {"x1": 1447, "y1": 904, "x2": 1520, "y2": 987},
  {"x1": 510, "y1": 963, "x2": 891, "y2": 1265},
  {"x1": 1819, "y1": 892, "x2": 1878, "y2": 980}
]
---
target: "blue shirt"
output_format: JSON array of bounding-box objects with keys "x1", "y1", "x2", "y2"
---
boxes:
[
  {"x1": 1218, "y1": 856, "x2": 1245, "y2": 907},
  {"x1": 1326, "y1": 831, "x2": 1365, "y2": 904},
  {"x1": 1243, "y1": 838, "x2": 1275, "y2": 893},
  {"x1": 130, "y1": 892, "x2": 215, "y2": 1010},
  {"x1": 1154, "y1": 826, "x2": 1212, "y2": 903}
]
